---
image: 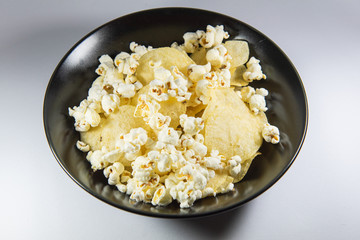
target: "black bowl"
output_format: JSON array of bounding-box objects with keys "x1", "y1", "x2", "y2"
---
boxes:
[{"x1": 43, "y1": 8, "x2": 308, "y2": 218}]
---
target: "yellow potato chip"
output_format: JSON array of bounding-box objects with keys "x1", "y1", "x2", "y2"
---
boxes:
[
  {"x1": 136, "y1": 47, "x2": 194, "y2": 86},
  {"x1": 202, "y1": 88, "x2": 267, "y2": 161},
  {"x1": 190, "y1": 47, "x2": 208, "y2": 65},
  {"x1": 186, "y1": 104, "x2": 206, "y2": 117},
  {"x1": 230, "y1": 65, "x2": 249, "y2": 87},
  {"x1": 80, "y1": 105, "x2": 151, "y2": 151},
  {"x1": 224, "y1": 40, "x2": 249, "y2": 68},
  {"x1": 159, "y1": 98, "x2": 186, "y2": 129},
  {"x1": 206, "y1": 171, "x2": 234, "y2": 194}
]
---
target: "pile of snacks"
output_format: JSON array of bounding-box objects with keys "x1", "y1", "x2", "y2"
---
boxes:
[{"x1": 69, "y1": 25, "x2": 280, "y2": 208}]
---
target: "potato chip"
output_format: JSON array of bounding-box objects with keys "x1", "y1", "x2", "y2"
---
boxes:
[
  {"x1": 230, "y1": 65, "x2": 249, "y2": 87},
  {"x1": 186, "y1": 104, "x2": 206, "y2": 117},
  {"x1": 224, "y1": 40, "x2": 249, "y2": 68},
  {"x1": 81, "y1": 105, "x2": 151, "y2": 151},
  {"x1": 159, "y1": 98, "x2": 186, "y2": 128},
  {"x1": 206, "y1": 171, "x2": 234, "y2": 194},
  {"x1": 136, "y1": 47, "x2": 194, "y2": 86},
  {"x1": 190, "y1": 47, "x2": 208, "y2": 65},
  {"x1": 202, "y1": 88, "x2": 267, "y2": 162}
]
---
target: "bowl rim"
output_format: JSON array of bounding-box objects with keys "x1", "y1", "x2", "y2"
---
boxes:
[{"x1": 43, "y1": 7, "x2": 309, "y2": 218}]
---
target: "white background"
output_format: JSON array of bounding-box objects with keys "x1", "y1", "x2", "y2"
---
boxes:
[{"x1": 1, "y1": 0, "x2": 359, "y2": 239}]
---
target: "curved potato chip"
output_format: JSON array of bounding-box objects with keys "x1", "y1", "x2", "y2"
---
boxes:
[
  {"x1": 136, "y1": 47, "x2": 194, "y2": 86},
  {"x1": 190, "y1": 47, "x2": 208, "y2": 65},
  {"x1": 81, "y1": 105, "x2": 151, "y2": 151},
  {"x1": 186, "y1": 104, "x2": 206, "y2": 117},
  {"x1": 224, "y1": 40, "x2": 249, "y2": 68},
  {"x1": 202, "y1": 88, "x2": 267, "y2": 161},
  {"x1": 159, "y1": 98, "x2": 186, "y2": 128},
  {"x1": 206, "y1": 171, "x2": 234, "y2": 194},
  {"x1": 230, "y1": 65, "x2": 249, "y2": 87}
]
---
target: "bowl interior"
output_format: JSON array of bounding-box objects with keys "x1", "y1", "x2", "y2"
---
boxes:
[{"x1": 44, "y1": 8, "x2": 307, "y2": 218}]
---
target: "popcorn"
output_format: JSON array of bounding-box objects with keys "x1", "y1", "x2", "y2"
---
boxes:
[
  {"x1": 187, "y1": 62, "x2": 211, "y2": 82},
  {"x1": 101, "y1": 94, "x2": 120, "y2": 114},
  {"x1": 134, "y1": 94, "x2": 160, "y2": 121},
  {"x1": 157, "y1": 127, "x2": 180, "y2": 146},
  {"x1": 149, "y1": 79, "x2": 169, "y2": 102},
  {"x1": 179, "y1": 114, "x2": 204, "y2": 136},
  {"x1": 103, "y1": 162, "x2": 125, "y2": 185},
  {"x1": 115, "y1": 83, "x2": 136, "y2": 98},
  {"x1": 249, "y1": 94, "x2": 268, "y2": 114},
  {"x1": 227, "y1": 155, "x2": 242, "y2": 178},
  {"x1": 131, "y1": 156, "x2": 155, "y2": 183},
  {"x1": 195, "y1": 79, "x2": 211, "y2": 104},
  {"x1": 151, "y1": 185, "x2": 172, "y2": 206},
  {"x1": 243, "y1": 57, "x2": 266, "y2": 82},
  {"x1": 262, "y1": 123, "x2": 280, "y2": 144},
  {"x1": 203, "y1": 150, "x2": 225, "y2": 170},
  {"x1": 86, "y1": 148, "x2": 110, "y2": 171},
  {"x1": 240, "y1": 86, "x2": 256, "y2": 102},
  {"x1": 147, "y1": 112, "x2": 171, "y2": 131},
  {"x1": 240, "y1": 86, "x2": 268, "y2": 114},
  {"x1": 76, "y1": 140, "x2": 90, "y2": 152},
  {"x1": 116, "y1": 128, "x2": 148, "y2": 160},
  {"x1": 183, "y1": 32, "x2": 200, "y2": 53},
  {"x1": 208, "y1": 47, "x2": 231, "y2": 70},
  {"x1": 199, "y1": 25, "x2": 229, "y2": 48},
  {"x1": 84, "y1": 107, "x2": 101, "y2": 127}
]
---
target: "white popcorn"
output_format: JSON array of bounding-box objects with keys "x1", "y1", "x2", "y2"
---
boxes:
[
  {"x1": 206, "y1": 44, "x2": 231, "y2": 68},
  {"x1": 240, "y1": 86, "x2": 256, "y2": 102},
  {"x1": 151, "y1": 185, "x2": 172, "y2": 206},
  {"x1": 183, "y1": 32, "x2": 199, "y2": 53},
  {"x1": 249, "y1": 94, "x2": 268, "y2": 114},
  {"x1": 95, "y1": 54, "x2": 115, "y2": 76},
  {"x1": 187, "y1": 63, "x2": 211, "y2": 82},
  {"x1": 114, "y1": 52, "x2": 130, "y2": 71},
  {"x1": 195, "y1": 79, "x2": 211, "y2": 104},
  {"x1": 147, "y1": 112, "x2": 171, "y2": 131},
  {"x1": 104, "y1": 162, "x2": 125, "y2": 185},
  {"x1": 101, "y1": 94, "x2": 120, "y2": 114},
  {"x1": 179, "y1": 114, "x2": 204, "y2": 136},
  {"x1": 84, "y1": 107, "x2": 101, "y2": 127},
  {"x1": 115, "y1": 83, "x2": 136, "y2": 98},
  {"x1": 227, "y1": 155, "x2": 242, "y2": 178},
  {"x1": 157, "y1": 127, "x2": 180, "y2": 146},
  {"x1": 199, "y1": 25, "x2": 229, "y2": 48},
  {"x1": 243, "y1": 57, "x2": 266, "y2": 82},
  {"x1": 153, "y1": 67, "x2": 171, "y2": 81},
  {"x1": 102, "y1": 149, "x2": 122, "y2": 164},
  {"x1": 134, "y1": 94, "x2": 160, "y2": 121},
  {"x1": 86, "y1": 148, "x2": 109, "y2": 171},
  {"x1": 116, "y1": 128, "x2": 148, "y2": 158},
  {"x1": 203, "y1": 150, "x2": 224, "y2": 170},
  {"x1": 88, "y1": 82, "x2": 106, "y2": 102},
  {"x1": 262, "y1": 123, "x2": 280, "y2": 144},
  {"x1": 256, "y1": 88, "x2": 269, "y2": 97},
  {"x1": 240, "y1": 86, "x2": 268, "y2": 114},
  {"x1": 131, "y1": 156, "x2": 155, "y2": 183},
  {"x1": 76, "y1": 140, "x2": 90, "y2": 152},
  {"x1": 148, "y1": 150, "x2": 174, "y2": 174},
  {"x1": 74, "y1": 119, "x2": 90, "y2": 132},
  {"x1": 149, "y1": 79, "x2": 169, "y2": 102}
]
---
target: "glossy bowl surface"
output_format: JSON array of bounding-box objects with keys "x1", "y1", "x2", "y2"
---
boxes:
[{"x1": 44, "y1": 7, "x2": 308, "y2": 218}]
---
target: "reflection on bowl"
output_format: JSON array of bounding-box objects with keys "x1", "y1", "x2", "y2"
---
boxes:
[{"x1": 43, "y1": 7, "x2": 308, "y2": 218}]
